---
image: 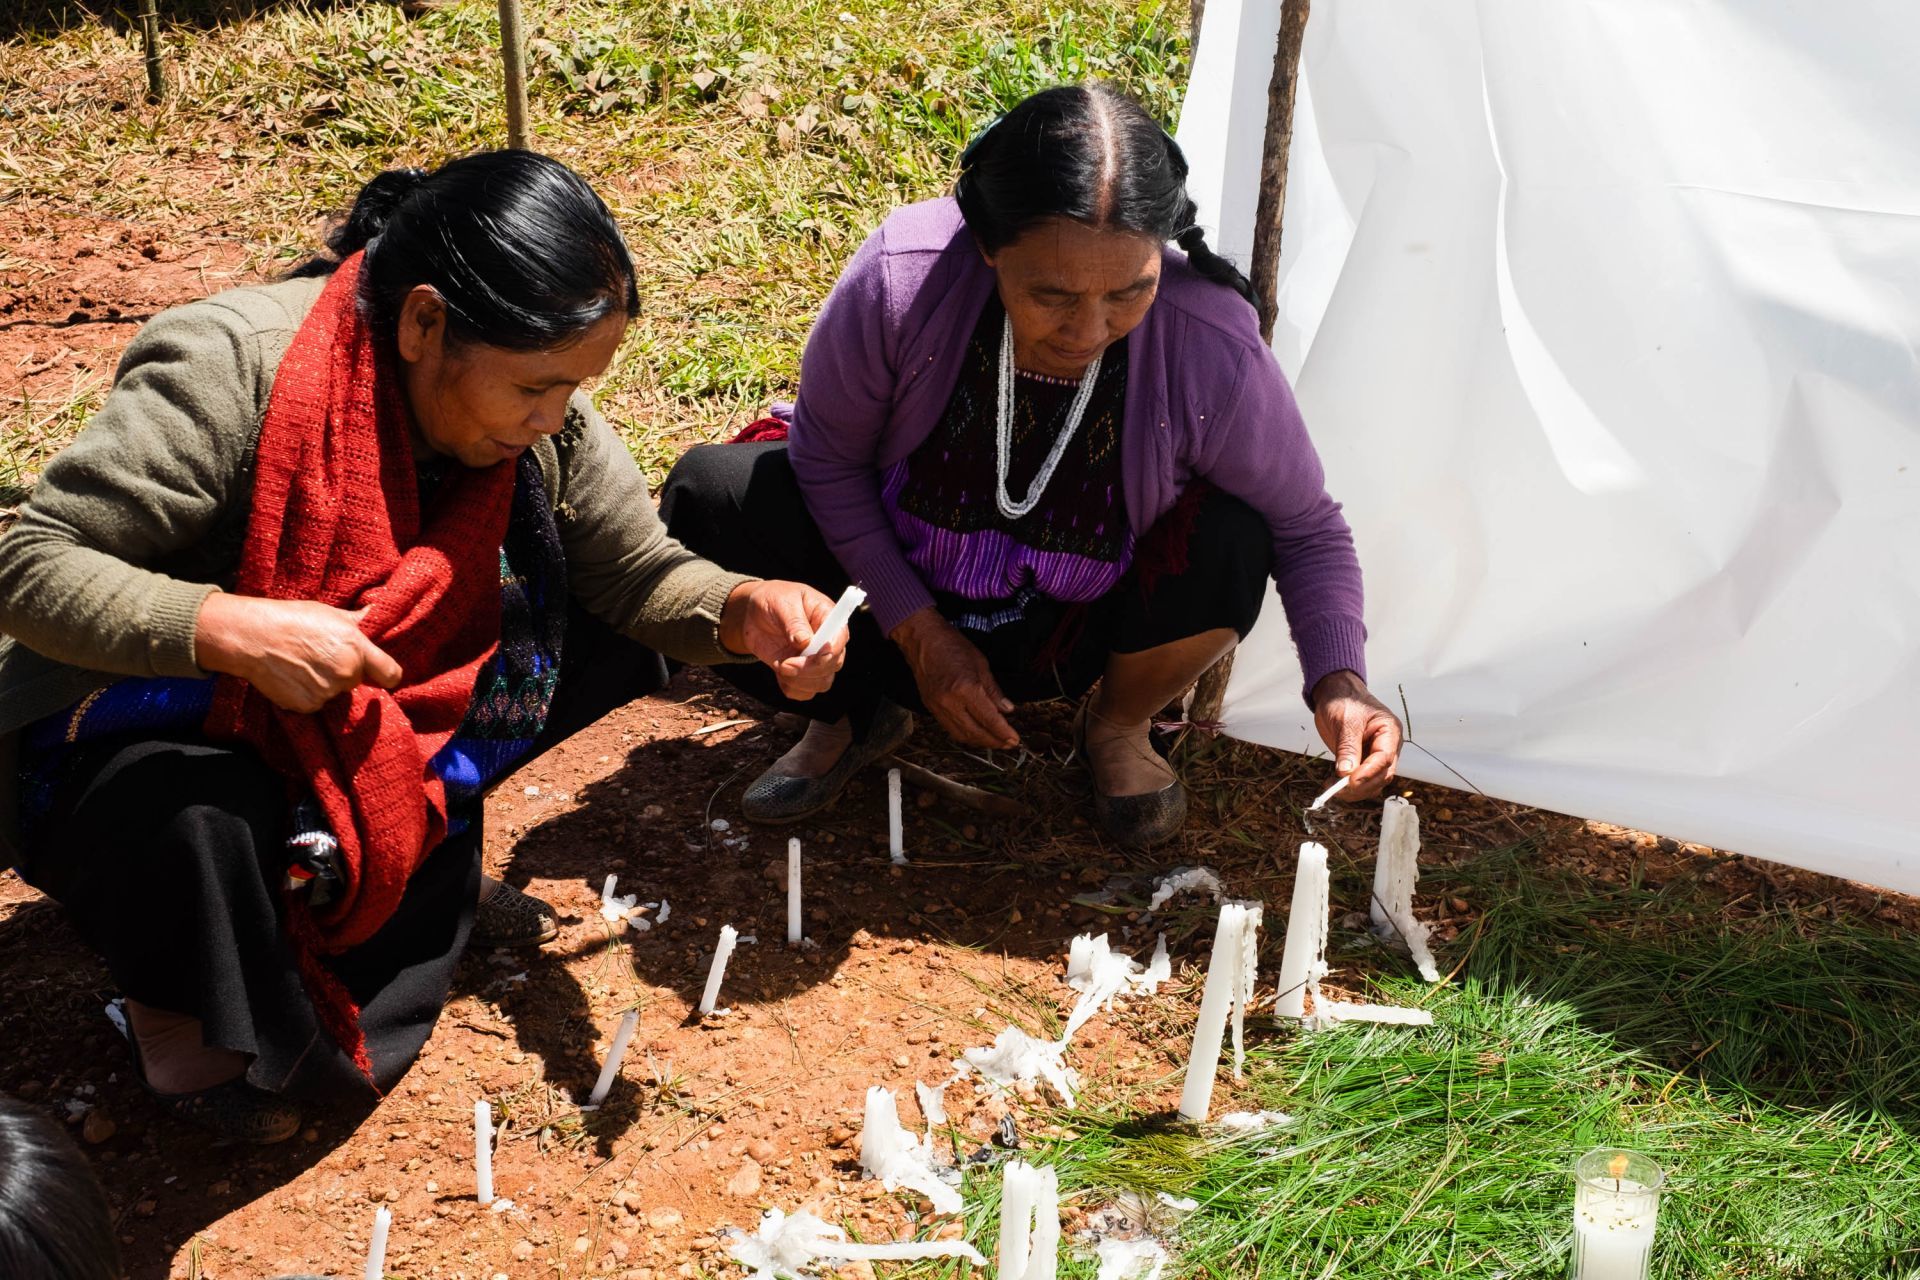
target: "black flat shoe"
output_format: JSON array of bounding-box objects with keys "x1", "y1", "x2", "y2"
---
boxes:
[
  {"x1": 1073, "y1": 699, "x2": 1187, "y2": 850},
  {"x1": 474, "y1": 880, "x2": 559, "y2": 948},
  {"x1": 125, "y1": 1024, "x2": 302, "y2": 1146},
  {"x1": 741, "y1": 700, "x2": 916, "y2": 824}
]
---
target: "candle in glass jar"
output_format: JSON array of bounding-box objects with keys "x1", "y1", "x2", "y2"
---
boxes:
[{"x1": 1572, "y1": 1148, "x2": 1664, "y2": 1280}]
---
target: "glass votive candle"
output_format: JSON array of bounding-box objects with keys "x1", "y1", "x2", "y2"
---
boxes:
[{"x1": 1572, "y1": 1148, "x2": 1664, "y2": 1280}]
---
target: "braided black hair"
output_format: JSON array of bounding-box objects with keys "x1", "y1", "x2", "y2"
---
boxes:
[
  {"x1": 954, "y1": 84, "x2": 1257, "y2": 310},
  {"x1": 289, "y1": 149, "x2": 639, "y2": 351}
]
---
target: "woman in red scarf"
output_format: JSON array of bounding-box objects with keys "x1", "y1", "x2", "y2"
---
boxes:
[{"x1": 0, "y1": 152, "x2": 845, "y2": 1143}]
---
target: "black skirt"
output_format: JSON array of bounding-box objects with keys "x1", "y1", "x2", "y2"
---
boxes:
[{"x1": 13, "y1": 605, "x2": 664, "y2": 1100}]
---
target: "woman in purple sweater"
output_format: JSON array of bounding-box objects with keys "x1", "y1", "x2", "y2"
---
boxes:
[{"x1": 664, "y1": 85, "x2": 1402, "y2": 847}]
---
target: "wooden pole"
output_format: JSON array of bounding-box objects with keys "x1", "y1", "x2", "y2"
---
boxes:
[
  {"x1": 497, "y1": 0, "x2": 529, "y2": 149},
  {"x1": 1188, "y1": 0, "x2": 1310, "y2": 732},
  {"x1": 1249, "y1": 0, "x2": 1311, "y2": 344},
  {"x1": 139, "y1": 0, "x2": 164, "y2": 103}
]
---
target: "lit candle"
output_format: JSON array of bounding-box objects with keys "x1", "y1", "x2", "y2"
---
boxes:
[
  {"x1": 1177, "y1": 901, "x2": 1260, "y2": 1122},
  {"x1": 1275, "y1": 843, "x2": 1331, "y2": 1019},
  {"x1": 800, "y1": 584, "x2": 867, "y2": 658},
  {"x1": 363, "y1": 1205, "x2": 390, "y2": 1280},
  {"x1": 698, "y1": 924, "x2": 739, "y2": 1015},
  {"x1": 1572, "y1": 1149, "x2": 1663, "y2": 1280},
  {"x1": 887, "y1": 767, "x2": 906, "y2": 865},
  {"x1": 787, "y1": 837, "x2": 803, "y2": 946},
  {"x1": 587, "y1": 1008, "x2": 640, "y2": 1105},
  {"x1": 473, "y1": 1100, "x2": 494, "y2": 1206}
]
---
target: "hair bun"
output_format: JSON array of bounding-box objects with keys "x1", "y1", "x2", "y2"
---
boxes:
[{"x1": 325, "y1": 167, "x2": 431, "y2": 261}]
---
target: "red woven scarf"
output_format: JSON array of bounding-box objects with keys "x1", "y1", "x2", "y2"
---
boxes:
[{"x1": 205, "y1": 253, "x2": 516, "y2": 1082}]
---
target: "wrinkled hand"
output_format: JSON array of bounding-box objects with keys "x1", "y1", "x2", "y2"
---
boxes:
[
  {"x1": 193, "y1": 592, "x2": 403, "y2": 714},
  {"x1": 718, "y1": 580, "x2": 847, "y2": 700},
  {"x1": 1311, "y1": 669, "x2": 1403, "y2": 800},
  {"x1": 891, "y1": 608, "x2": 1019, "y2": 749}
]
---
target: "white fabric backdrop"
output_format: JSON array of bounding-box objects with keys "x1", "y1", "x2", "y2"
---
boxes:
[{"x1": 1177, "y1": 0, "x2": 1920, "y2": 892}]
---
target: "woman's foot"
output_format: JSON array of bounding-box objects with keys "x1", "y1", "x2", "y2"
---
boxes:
[
  {"x1": 124, "y1": 1002, "x2": 302, "y2": 1145},
  {"x1": 741, "y1": 701, "x2": 916, "y2": 823},
  {"x1": 475, "y1": 875, "x2": 559, "y2": 947},
  {"x1": 1075, "y1": 696, "x2": 1186, "y2": 849}
]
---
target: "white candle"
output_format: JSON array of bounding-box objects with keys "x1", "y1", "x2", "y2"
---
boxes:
[
  {"x1": 1028, "y1": 1164, "x2": 1060, "y2": 1280},
  {"x1": 887, "y1": 767, "x2": 906, "y2": 865},
  {"x1": 473, "y1": 1100, "x2": 494, "y2": 1206},
  {"x1": 1275, "y1": 843, "x2": 1331, "y2": 1019},
  {"x1": 363, "y1": 1205, "x2": 391, "y2": 1280},
  {"x1": 996, "y1": 1161, "x2": 1038, "y2": 1280},
  {"x1": 698, "y1": 924, "x2": 739, "y2": 1015},
  {"x1": 1177, "y1": 902, "x2": 1257, "y2": 1122},
  {"x1": 1372, "y1": 797, "x2": 1441, "y2": 982},
  {"x1": 859, "y1": 1086, "x2": 903, "y2": 1178},
  {"x1": 800, "y1": 584, "x2": 867, "y2": 657},
  {"x1": 1309, "y1": 775, "x2": 1351, "y2": 810},
  {"x1": 787, "y1": 837, "x2": 803, "y2": 945},
  {"x1": 1573, "y1": 1151, "x2": 1662, "y2": 1280},
  {"x1": 587, "y1": 1008, "x2": 640, "y2": 1105},
  {"x1": 1229, "y1": 903, "x2": 1264, "y2": 1081}
]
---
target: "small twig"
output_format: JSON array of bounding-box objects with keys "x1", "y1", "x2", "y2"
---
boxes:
[
  {"x1": 1657, "y1": 1037, "x2": 1723, "y2": 1103},
  {"x1": 888, "y1": 756, "x2": 1034, "y2": 820}
]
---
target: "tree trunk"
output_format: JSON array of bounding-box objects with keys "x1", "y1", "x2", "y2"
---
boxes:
[
  {"x1": 1189, "y1": 0, "x2": 1310, "y2": 730},
  {"x1": 497, "y1": 0, "x2": 530, "y2": 149}
]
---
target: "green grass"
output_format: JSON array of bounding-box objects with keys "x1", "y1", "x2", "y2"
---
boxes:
[
  {"x1": 943, "y1": 848, "x2": 1920, "y2": 1278},
  {"x1": 0, "y1": 0, "x2": 1189, "y2": 483}
]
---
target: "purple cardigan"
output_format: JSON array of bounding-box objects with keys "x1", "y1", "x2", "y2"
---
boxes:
[{"x1": 787, "y1": 197, "x2": 1367, "y2": 704}]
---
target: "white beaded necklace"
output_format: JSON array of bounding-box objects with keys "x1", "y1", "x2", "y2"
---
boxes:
[{"x1": 994, "y1": 312, "x2": 1103, "y2": 520}]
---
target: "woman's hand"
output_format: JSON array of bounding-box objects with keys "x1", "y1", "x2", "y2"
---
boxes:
[
  {"x1": 890, "y1": 607, "x2": 1019, "y2": 749},
  {"x1": 718, "y1": 580, "x2": 847, "y2": 700},
  {"x1": 1311, "y1": 669, "x2": 1403, "y2": 800},
  {"x1": 194, "y1": 592, "x2": 403, "y2": 713}
]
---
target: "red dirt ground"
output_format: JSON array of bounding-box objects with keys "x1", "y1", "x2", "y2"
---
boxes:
[{"x1": 4, "y1": 203, "x2": 1911, "y2": 1280}]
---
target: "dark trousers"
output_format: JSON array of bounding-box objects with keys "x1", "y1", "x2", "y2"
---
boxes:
[
  {"x1": 659, "y1": 442, "x2": 1270, "y2": 734},
  {"x1": 16, "y1": 604, "x2": 663, "y2": 1099}
]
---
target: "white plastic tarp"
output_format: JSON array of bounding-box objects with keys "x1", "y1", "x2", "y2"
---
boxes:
[{"x1": 1178, "y1": 1, "x2": 1920, "y2": 891}]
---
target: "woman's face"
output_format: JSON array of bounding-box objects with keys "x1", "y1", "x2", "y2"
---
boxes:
[
  {"x1": 394, "y1": 286, "x2": 627, "y2": 468},
  {"x1": 983, "y1": 218, "x2": 1163, "y2": 379}
]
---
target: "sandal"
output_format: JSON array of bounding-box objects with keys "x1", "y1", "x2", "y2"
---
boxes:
[
  {"x1": 1072, "y1": 698, "x2": 1187, "y2": 850},
  {"x1": 474, "y1": 879, "x2": 559, "y2": 948},
  {"x1": 124, "y1": 1022, "x2": 302, "y2": 1146},
  {"x1": 741, "y1": 700, "x2": 916, "y2": 824}
]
